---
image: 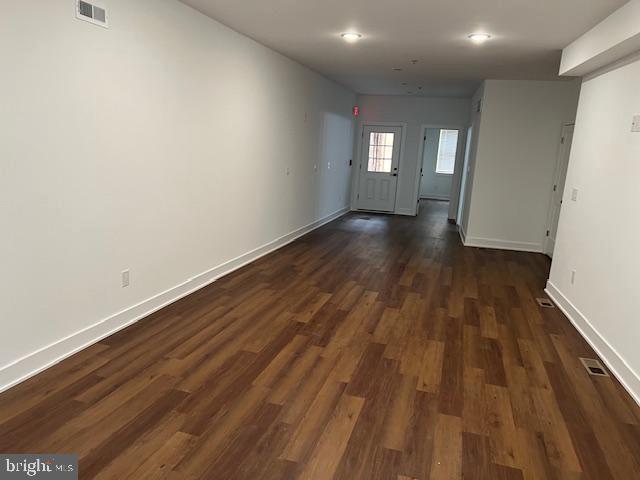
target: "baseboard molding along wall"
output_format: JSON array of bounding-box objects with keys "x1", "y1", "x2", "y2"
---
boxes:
[
  {"x1": 546, "y1": 281, "x2": 640, "y2": 407},
  {"x1": 461, "y1": 234, "x2": 543, "y2": 253},
  {"x1": 458, "y1": 224, "x2": 467, "y2": 245},
  {"x1": 0, "y1": 207, "x2": 350, "y2": 393},
  {"x1": 420, "y1": 194, "x2": 450, "y2": 201},
  {"x1": 396, "y1": 207, "x2": 417, "y2": 216}
]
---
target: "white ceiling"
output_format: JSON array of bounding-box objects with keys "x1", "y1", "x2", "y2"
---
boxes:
[{"x1": 180, "y1": 0, "x2": 627, "y2": 98}]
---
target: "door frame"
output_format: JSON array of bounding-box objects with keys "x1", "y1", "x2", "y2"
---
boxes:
[
  {"x1": 351, "y1": 122, "x2": 407, "y2": 214},
  {"x1": 413, "y1": 123, "x2": 468, "y2": 219},
  {"x1": 456, "y1": 125, "x2": 474, "y2": 226},
  {"x1": 543, "y1": 122, "x2": 575, "y2": 256}
]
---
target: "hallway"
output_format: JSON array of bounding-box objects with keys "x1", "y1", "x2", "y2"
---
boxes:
[{"x1": 1, "y1": 200, "x2": 639, "y2": 479}]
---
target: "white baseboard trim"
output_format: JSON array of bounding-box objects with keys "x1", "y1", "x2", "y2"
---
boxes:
[
  {"x1": 458, "y1": 224, "x2": 467, "y2": 245},
  {"x1": 0, "y1": 207, "x2": 350, "y2": 393},
  {"x1": 396, "y1": 207, "x2": 416, "y2": 216},
  {"x1": 545, "y1": 281, "x2": 640, "y2": 407},
  {"x1": 420, "y1": 195, "x2": 449, "y2": 201},
  {"x1": 461, "y1": 235, "x2": 543, "y2": 253}
]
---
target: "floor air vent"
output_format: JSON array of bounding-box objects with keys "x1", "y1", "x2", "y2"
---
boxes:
[
  {"x1": 76, "y1": 0, "x2": 109, "y2": 28},
  {"x1": 536, "y1": 297, "x2": 555, "y2": 308},
  {"x1": 580, "y1": 358, "x2": 610, "y2": 377}
]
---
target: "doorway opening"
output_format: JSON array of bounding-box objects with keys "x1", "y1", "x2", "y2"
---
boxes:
[
  {"x1": 544, "y1": 123, "x2": 575, "y2": 257},
  {"x1": 415, "y1": 124, "x2": 467, "y2": 221},
  {"x1": 419, "y1": 128, "x2": 459, "y2": 201}
]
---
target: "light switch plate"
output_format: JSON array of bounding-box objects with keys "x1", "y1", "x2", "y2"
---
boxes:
[
  {"x1": 571, "y1": 188, "x2": 579, "y2": 202},
  {"x1": 632, "y1": 115, "x2": 640, "y2": 132}
]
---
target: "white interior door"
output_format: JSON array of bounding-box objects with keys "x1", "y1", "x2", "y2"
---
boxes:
[
  {"x1": 356, "y1": 125, "x2": 402, "y2": 212},
  {"x1": 545, "y1": 124, "x2": 574, "y2": 257}
]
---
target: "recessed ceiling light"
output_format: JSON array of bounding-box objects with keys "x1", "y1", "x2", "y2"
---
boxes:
[
  {"x1": 468, "y1": 33, "x2": 491, "y2": 43},
  {"x1": 341, "y1": 32, "x2": 362, "y2": 42}
]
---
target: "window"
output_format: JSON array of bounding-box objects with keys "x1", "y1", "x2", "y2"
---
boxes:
[
  {"x1": 367, "y1": 132, "x2": 395, "y2": 173},
  {"x1": 435, "y1": 129, "x2": 459, "y2": 175}
]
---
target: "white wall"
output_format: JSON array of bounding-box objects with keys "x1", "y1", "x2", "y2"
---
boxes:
[
  {"x1": 0, "y1": 0, "x2": 355, "y2": 390},
  {"x1": 463, "y1": 80, "x2": 580, "y2": 251},
  {"x1": 353, "y1": 95, "x2": 471, "y2": 216},
  {"x1": 548, "y1": 54, "x2": 640, "y2": 404},
  {"x1": 420, "y1": 128, "x2": 453, "y2": 200}
]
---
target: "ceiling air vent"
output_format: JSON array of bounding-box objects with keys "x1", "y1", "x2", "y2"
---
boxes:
[{"x1": 76, "y1": 1, "x2": 109, "y2": 28}]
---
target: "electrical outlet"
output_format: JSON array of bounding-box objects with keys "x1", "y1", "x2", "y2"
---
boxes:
[
  {"x1": 632, "y1": 115, "x2": 640, "y2": 132},
  {"x1": 570, "y1": 270, "x2": 576, "y2": 285},
  {"x1": 122, "y1": 269, "x2": 130, "y2": 288},
  {"x1": 327, "y1": 162, "x2": 331, "y2": 170},
  {"x1": 571, "y1": 188, "x2": 579, "y2": 202},
  {"x1": 285, "y1": 167, "x2": 290, "y2": 176}
]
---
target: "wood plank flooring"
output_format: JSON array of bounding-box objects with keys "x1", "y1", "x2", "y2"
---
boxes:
[{"x1": 2, "y1": 200, "x2": 640, "y2": 479}]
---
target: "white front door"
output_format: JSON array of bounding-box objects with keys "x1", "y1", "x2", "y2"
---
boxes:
[
  {"x1": 545, "y1": 124, "x2": 574, "y2": 257},
  {"x1": 356, "y1": 125, "x2": 402, "y2": 212}
]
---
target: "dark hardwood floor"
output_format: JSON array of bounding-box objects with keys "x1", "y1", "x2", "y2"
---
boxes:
[{"x1": 2, "y1": 200, "x2": 640, "y2": 479}]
